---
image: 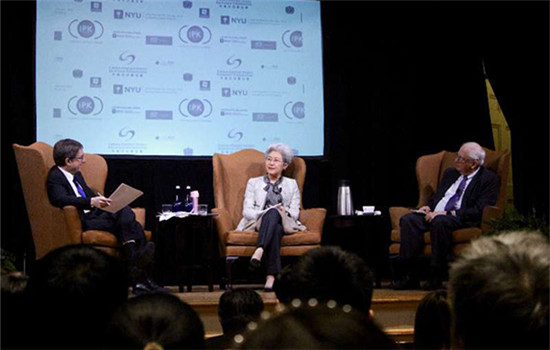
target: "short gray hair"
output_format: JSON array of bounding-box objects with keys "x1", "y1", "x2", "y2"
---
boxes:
[
  {"x1": 448, "y1": 231, "x2": 549, "y2": 349},
  {"x1": 462, "y1": 142, "x2": 486, "y2": 165},
  {"x1": 265, "y1": 143, "x2": 294, "y2": 164}
]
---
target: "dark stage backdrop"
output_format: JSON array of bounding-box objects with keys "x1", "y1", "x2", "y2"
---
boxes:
[{"x1": 2, "y1": 1, "x2": 548, "y2": 267}]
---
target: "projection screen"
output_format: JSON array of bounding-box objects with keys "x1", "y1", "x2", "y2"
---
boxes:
[{"x1": 36, "y1": 0, "x2": 324, "y2": 156}]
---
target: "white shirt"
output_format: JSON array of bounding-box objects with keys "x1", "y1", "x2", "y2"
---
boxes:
[
  {"x1": 58, "y1": 166, "x2": 90, "y2": 213},
  {"x1": 434, "y1": 167, "x2": 480, "y2": 212}
]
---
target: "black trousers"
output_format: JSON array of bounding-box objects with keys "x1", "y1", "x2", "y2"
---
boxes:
[
  {"x1": 83, "y1": 206, "x2": 146, "y2": 247},
  {"x1": 257, "y1": 208, "x2": 284, "y2": 275},
  {"x1": 399, "y1": 213, "x2": 464, "y2": 268}
]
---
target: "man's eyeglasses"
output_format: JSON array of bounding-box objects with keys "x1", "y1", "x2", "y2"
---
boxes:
[
  {"x1": 455, "y1": 155, "x2": 474, "y2": 163},
  {"x1": 73, "y1": 155, "x2": 85, "y2": 161}
]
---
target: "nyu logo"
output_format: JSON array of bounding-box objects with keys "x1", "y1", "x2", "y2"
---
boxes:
[
  {"x1": 284, "y1": 101, "x2": 305, "y2": 119},
  {"x1": 178, "y1": 25, "x2": 212, "y2": 44},
  {"x1": 119, "y1": 51, "x2": 136, "y2": 65},
  {"x1": 285, "y1": 6, "x2": 295, "y2": 14},
  {"x1": 183, "y1": 1, "x2": 192, "y2": 9},
  {"x1": 178, "y1": 98, "x2": 213, "y2": 118},
  {"x1": 114, "y1": 9, "x2": 141, "y2": 19},
  {"x1": 68, "y1": 19, "x2": 104, "y2": 39},
  {"x1": 113, "y1": 85, "x2": 141, "y2": 94},
  {"x1": 199, "y1": 8, "x2": 210, "y2": 18},
  {"x1": 282, "y1": 30, "x2": 303, "y2": 48},
  {"x1": 118, "y1": 127, "x2": 136, "y2": 140},
  {"x1": 221, "y1": 88, "x2": 248, "y2": 97},
  {"x1": 90, "y1": 2, "x2": 102, "y2": 12},
  {"x1": 226, "y1": 55, "x2": 242, "y2": 68},
  {"x1": 220, "y1": 15, "x2": 247, "y2": 24},
  {"x1": 227, "y1": 129, "x2": 243, "y2": 142},
  {"x1": 67, "y1": 95, "x2": 104, "y2": 115}
]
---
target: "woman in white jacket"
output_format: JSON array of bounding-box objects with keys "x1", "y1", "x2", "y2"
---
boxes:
[{"x1": 236, "y1": 143, "x2": 304, "y2": 291}]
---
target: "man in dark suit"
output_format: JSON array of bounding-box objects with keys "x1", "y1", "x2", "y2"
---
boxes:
[
  {"x1": 47, "y1": 138, "x2": 167, "y2": 294},
  {"x1": 393, "y1": 142, "x2": 499, "y2": 290}
]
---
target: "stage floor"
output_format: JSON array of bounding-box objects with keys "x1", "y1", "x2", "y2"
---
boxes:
[{"x1": 161, "y1": 281, "x2": 428, "y2": 343}]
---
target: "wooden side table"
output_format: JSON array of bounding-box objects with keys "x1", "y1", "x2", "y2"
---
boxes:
[
  {"x1": 323, "y1": 213, "x2": 389, "y2": 288},
  {"x1": 155, "y1": 214, "x2": 219, "y2": 292}
]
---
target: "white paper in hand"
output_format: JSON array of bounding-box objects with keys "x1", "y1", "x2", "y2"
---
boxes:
[{"x1": 100, "y1": 183, "x2": 143, "y2": 214}]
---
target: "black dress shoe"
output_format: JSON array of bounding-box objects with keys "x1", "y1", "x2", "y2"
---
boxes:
[
  {"x1": 133, "y1": 282, "x2": 154, "y2": 296},
  {"x1": 145, "y1": 279, "x2": 172, "y2": 293},
  {"x1": 392, "y1": 278, "x2": 420, "y2": 290}
]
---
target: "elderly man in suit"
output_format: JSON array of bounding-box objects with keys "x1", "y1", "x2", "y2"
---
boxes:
[
  {"x1": 393, "y1": 142, "x2": 499, "y2": 290},
  {"x1": 46, "y1": 138, "x2": 167, "y2": 294}
]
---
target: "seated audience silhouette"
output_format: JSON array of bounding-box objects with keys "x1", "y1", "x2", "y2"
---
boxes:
[
  {"x1": 206, "y1": 288, "x2": 264, "y2": 349},
  {"x1": 448, "y1": 231, "x2": 549, "y2": 349},
  {"x1": 414, "y1": 290, "x2": 451, "y2": 350},
  {"x1": 274, "y1": 246, "x2": 374, "y2": 315},
  {"x1": 238, "y1": 300, "x2": 397, "y2": 349},
  {"x1": 24, "y1": 244, "x2": 128, "y2": 349},
  {"x1": 1, "y1": 271, "x2": 30, "y2": 349},
  {"x1": 105, "y1": 293, "x2": 205, "y2": 349}
]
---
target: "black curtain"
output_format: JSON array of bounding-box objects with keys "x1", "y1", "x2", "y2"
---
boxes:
[
  {"x1": 481, "y1": 1, "x2": 549, "y2": 221},
  {"x1": 5, "y1": 1, "x2": 537, "y2": 267}
]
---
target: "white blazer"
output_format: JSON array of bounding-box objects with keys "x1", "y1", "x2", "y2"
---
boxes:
[{"x1": 236, "y1": 176, "x2": 301, "y2": 231}]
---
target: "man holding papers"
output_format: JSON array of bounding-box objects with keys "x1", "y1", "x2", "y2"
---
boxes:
[{"x1": 47, "y1": 138, "x2": 167, "y2": 294}]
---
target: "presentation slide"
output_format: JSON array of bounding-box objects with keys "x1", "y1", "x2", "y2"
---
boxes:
[{"x1": 36, "y1": 0, "x2": 324, "y2": 156}]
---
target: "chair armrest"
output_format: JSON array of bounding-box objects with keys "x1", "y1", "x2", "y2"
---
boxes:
[
  {"x1": 299, "y1": 208, "x2": 327, "y2": 233},
  {"x1": 389, "y1": 206, "x2": 412, "y2": 230},
  {"x1": 481, "y1": 205, "x2": 503, "y2": 233},
  {"x1": 211, "y1": 207, "x2": 233, "y2": 245},
  {"x1": 131, "y1": 207, "x2": 146, "y2": 229},
  {"x1": 62, "y1": 206, "x2": 85, "y2": 244}
]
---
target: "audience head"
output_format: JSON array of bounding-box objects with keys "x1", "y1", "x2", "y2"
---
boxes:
[
  {"x1": 448, "y1": 231, "x2": 549, "y2": 349},
  {"x1": 218, "y1": 288, "x2": 264, "y2": 335},
  {"x1": 414, "y1": 290, "x2": 451, "y2": 350},
  {"x1": 1, "y1": 271, "x2": 29, "y2": 295},
  {"x1": 25, "y1": 244, "x2": 128, "y2": 348},
  {"x1": 53, "y1": 138, "x2": 84, "y2": 166},
  {"x1": 105, "y1": 293, "x2": 205, "y2": 349},
  {"x1": 275, "y1": 246, "x2": 374, "y2": 314},
  {"x1": 238, "y1": 299, "x2": 397, "y2": 349}
]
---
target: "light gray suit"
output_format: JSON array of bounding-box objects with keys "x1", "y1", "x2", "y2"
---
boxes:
[{"x1": 236, "y1": 176, "x2": 300, "y2": 231}]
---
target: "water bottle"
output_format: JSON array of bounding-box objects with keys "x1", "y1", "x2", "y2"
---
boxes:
[
  {"x1": 183, "y1": 185, "x2": 193, "y2": 212},
  {"x1": 337, "y1": 179, "x2": 354, "y2": 216},
  {"x1": 173, "y1": 185, "x2": 183, "y2": 212}
]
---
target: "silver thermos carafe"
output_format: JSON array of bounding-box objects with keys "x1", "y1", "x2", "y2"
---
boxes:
[{"x1": 337, "y1": 179, "x2": 353, "y2": 215}]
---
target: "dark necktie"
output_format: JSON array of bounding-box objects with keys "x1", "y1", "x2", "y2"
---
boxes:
[
  {"x1": 73, "y1": 178, "x2": 87, "y2": 198},
  {"x1": 444, "y1": 176, "x2": 468, "y2": 211}
]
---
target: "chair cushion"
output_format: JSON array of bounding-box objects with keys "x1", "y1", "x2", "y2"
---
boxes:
[{"x1": 226, "y1": 230, "x2": 321, "y2": 246}]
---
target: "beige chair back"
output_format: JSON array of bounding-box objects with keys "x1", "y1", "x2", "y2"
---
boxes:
[
  {"x1": 212, "y1": 149, "x2": 306, "y2": 229},
  {"x1": 416, "y1": 148, "x2": 510, "y2": 209},
  {"x1": 13, "y1": 142, "x2": 108, "y2": 258}
]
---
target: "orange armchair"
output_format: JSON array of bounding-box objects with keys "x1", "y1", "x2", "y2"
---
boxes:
[
  {"x1": 13, "y1": 142, "x2": 150, "y2": 259},
  {"x1": 212, "y1": 149, "x2": 326, "y2": 288},
  {"x1": 389, "y1": 148, "x2": 510, "y2": 258}
]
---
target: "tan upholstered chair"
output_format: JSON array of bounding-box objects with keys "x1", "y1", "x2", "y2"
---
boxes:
[
  {"x1": 13, "y1": 142, "x2": 150, "y2": 259},
  {"x1": 212, "y1": 149, "x2": 326, "y2": 288},
  {"x1": 389, "y1": 148, "x2": 510, "y2": 258}
]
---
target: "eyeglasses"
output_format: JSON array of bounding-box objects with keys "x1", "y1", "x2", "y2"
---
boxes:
[
  {"x1": 265, "y1": 157, "x2": 283, "y2": 164},
  {"x1": 455, "y1": 155, "x2": 473, "y2": 163},
  {"x1": 73, "y1": 155, "x2": 85, "y2": 161}
]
